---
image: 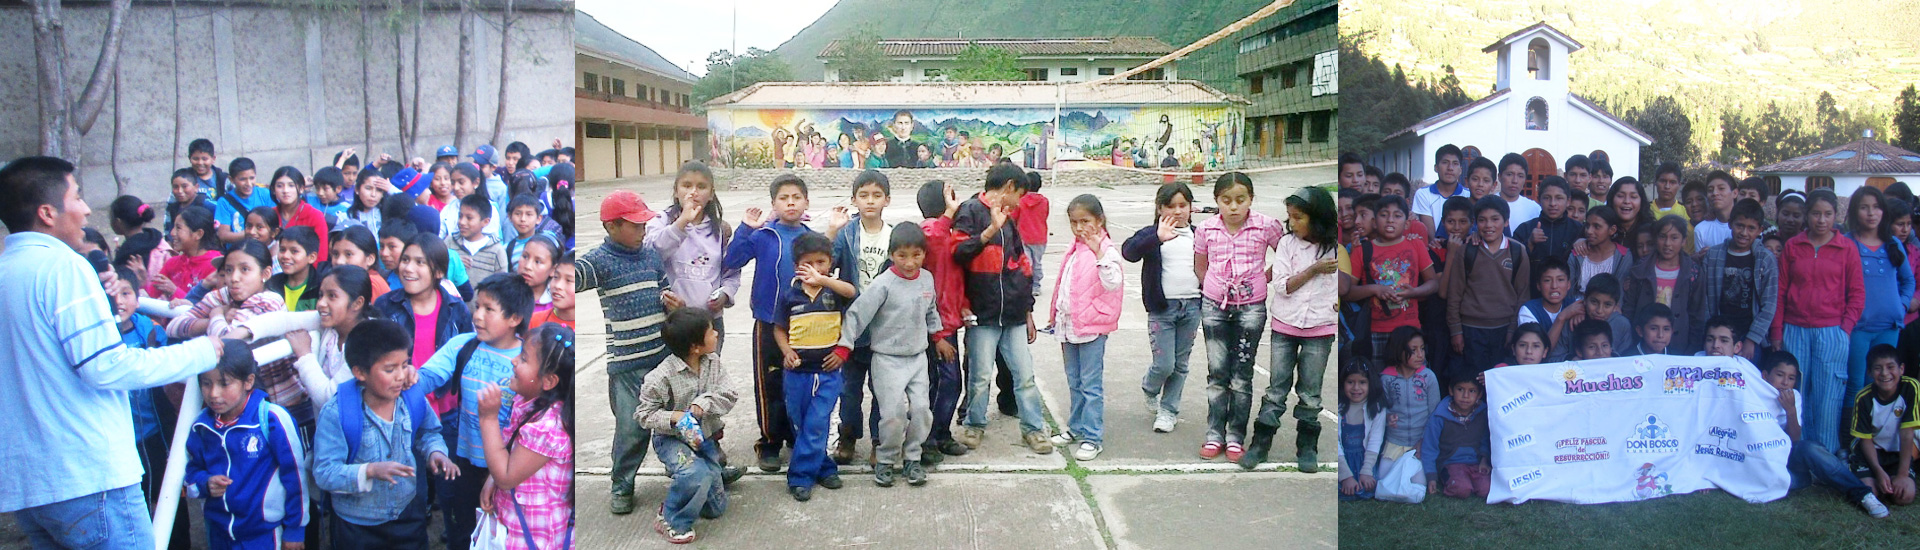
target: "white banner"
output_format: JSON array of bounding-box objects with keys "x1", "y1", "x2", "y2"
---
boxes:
[{"x1": 1485, "y1": 355, "x2": 1791, "y2": 505}]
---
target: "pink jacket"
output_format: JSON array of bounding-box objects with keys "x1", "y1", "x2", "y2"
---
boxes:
[{"x1": 1049, "y1": 235, "x2": 1124, "y2": 338}]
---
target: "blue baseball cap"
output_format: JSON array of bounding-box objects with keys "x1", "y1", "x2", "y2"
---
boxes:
[
  {"x1": 435, "y1": 145, "x2": 458, "y2": 158},
  {"x1": 469, "y1": 144, "x2": 499, "y2": 165}
]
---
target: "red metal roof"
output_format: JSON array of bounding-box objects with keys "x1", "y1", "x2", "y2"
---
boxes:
[
  {"x1": 1756, "y1": 138, "x2": 1920, "y2": 174},
  {"x1": 818, "y1": 37, "x2": 1175, "y2": 59}
]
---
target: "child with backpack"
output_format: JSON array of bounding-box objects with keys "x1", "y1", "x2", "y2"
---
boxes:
[
  {"x1": 314, "y1": 320, "x2": 459, "y2": 545},
  {"x1": 184, "y1": 339, "x2": 309, "y2": 550}
]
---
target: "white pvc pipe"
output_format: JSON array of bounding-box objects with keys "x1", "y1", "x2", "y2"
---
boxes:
[
  {"x1": 153, "y1": 338, "x2": 294, "y2": 549},
  {"x1": 137, "y1": 297, "x2": 190, "y2": 319}
]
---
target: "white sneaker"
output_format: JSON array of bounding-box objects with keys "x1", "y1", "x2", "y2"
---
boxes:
[
  {"x1": 1145, "y1": 393, "x2": 1162, "y2": 419},
  {"x1": 1153, "y1": 413, "x2": 1177, "y2": 433},
  {"x1": 1073, "y1": 441, "x2": 1103, "y2": 461},
  {"x1": 1862, "y1": 493, "x2": 1891, "y2": 518},
  {"x1": 1049, "y1": 431, "x2": 1077, "y2": 446}
]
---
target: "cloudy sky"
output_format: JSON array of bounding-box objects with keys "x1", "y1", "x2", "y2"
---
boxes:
[{"x1": 577, "y1": 0, "x2": 839, "y2": 77}]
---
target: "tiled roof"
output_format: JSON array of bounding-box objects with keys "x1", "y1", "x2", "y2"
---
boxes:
[
  {"x1": 1382, "y1": 89, "x2": 1511, "y2": 142},
  {"x1": 1756, "y1": 138, "x2": 1920, "y2": 174},
  {"x1": 818, "y1": 37, "x2": 1175, "y2": 59},
  {"x1": 705, "y1": 80, "x2": 1247, "y2": 108},
  {"x1": 575, "y1": 11, "x2": 698, "y2": 84}
]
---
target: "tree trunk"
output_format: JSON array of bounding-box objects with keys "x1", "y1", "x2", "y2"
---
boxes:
[
  {"x1": 111, "y1": 52, "x2": 123, "y2": 196},
  {"x1": 454, "y1": 0, "x2": 472, "y2": 152},
  {"x1": 410, "y1": 0, "x2": 423, "y2": 157},
  {"x1": 71, "y1": 0, "x2": 130, "y2": 134},
  {"x1": 488, "y1": 0, "x2": 513, "y2": 148},
  {"x1": 30, "y1": 0, "x2": 73, "y2": 158},
  {"x1": 392, "y1": 1, "x2": 408, "y2": 159}
]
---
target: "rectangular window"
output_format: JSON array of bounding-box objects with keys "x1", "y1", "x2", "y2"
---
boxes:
[
  {"x1": 637, "y1": 85, "x2": 648, "y2": 100},
  {"x1": 616, "y1": 125, "x2": 638, "y2": 140},
  {"x1": 612, "y1": 79, "x2": 626, "y2": 97},
  {"x1": 584, "y1": 122, "x2": 613, "y2": 139},
  {"x1": 601, "y1": 76, "x2": 612, "y2": 94},
  {"x1": 1281, "y1": 65, "x2": 1298, "y2": 88},
  {"x1": 1126, "y1": 68, "x2": 1164, "y2": 80},
  {"x1": 1308, "y1": 111, "x2": 1332, "y2": 143},
  {"x1": 1250, "y1": 75, "x2": 1264, "y2": 94},
  {"x1": 1098, "y1": 67, "x2": 1115, "y2": 76},
  {"x1": 1285, "y1": 115, "x2": 1305, "y2": 143},
  {"x1": 1060, "y1": 67, "x2": 1078, "y2": 76},
  {"x1": 924, "y1": 68, "x2": 946, "y2": 79},
  {"x1": 891, "y1": 69, "x2": 906, "y2": 78},
  {"x1": 1023, "y1": 68, "x2": 1049, "y2": 81},
  {"x1": 583, "y1": 72, "x2": 599, "y2": 91}
]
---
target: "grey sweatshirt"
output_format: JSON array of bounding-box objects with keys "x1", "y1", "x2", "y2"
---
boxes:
[
  {"x1": 1380, "y1": 366, "x2": 1440, "y2": 447},
  {"x1": 837, "y1": 267, "x2": 941, "y2": 357}
]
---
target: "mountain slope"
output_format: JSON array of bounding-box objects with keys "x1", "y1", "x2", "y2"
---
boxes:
[{"x1": 772, "y1": 0, "x2": 1270, "y2": 90}]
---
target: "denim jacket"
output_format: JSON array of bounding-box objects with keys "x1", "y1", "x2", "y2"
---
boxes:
[{"x1": 312, "y1": 389, "x2": 448, "y2": 526}]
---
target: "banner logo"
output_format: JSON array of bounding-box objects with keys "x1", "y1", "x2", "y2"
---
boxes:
[
  {"x1": 1633, "y1": 462, "x2": 1674, "y2": 500},
  {"x1": 1625, "y1": 414, "x2": 1680, "y2": 454},
  {"x1": 1663, "y1": 366, "x2": 1749, "y2": 394},
  {"x1": 1695, "y1": 426, "x2": 1747, "y2": 462},
  {"x1": 1553, "y1": 436, "x2": 1610, "y2": 464},
  {"x1": 1563, "y1": 370, "x2": 1644, "y2": 395}
]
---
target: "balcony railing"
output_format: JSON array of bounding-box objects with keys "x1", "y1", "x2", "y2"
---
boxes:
[{"x1": 576, "y1": 88, "x2": 693, "y2": 114}]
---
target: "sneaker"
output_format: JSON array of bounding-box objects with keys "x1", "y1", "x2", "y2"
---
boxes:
[
  {"x1": 920, "y1": 446, "x2": 946, "y2": 466},
  {"x1": 830, "y1": 438, "x2": 857, "y2": 466},
  {"x1": 1049, "y1": 431, "x2": 1077, "y2": 446},
  {"x1": 1024, "y1": 431, "x2": 1056, "y2": 454},
  {"x1": 1145, "y1": 392, "x2": 1162, "y2": 418},
  {"x1": 721, "y1": 466, "x2": 745, "y2": 486},
  {"x1": 1225, "y1": 442, "x2": 1246, "y2": 463},
  {"x1": 1199, "y1": 441, "x2": 1224, "y2": 459},
  {"x1": 1862, "y1": 493, "x2": 1891, "y2": 518},
  {"x1": 875, "y1": 465, "x2": 897, "y2": 487},
  {"x1": 789, "y1": 485, "x2": 812, "y2": 502},
  {"x1": 938, "y1": 439, "x2": 971, "y2": 456},
  {"x1": 904, "y1": 461, "x2": 928, "y2": 486},
  {"x1": 1153, "y1": 413, "x2": 1177, "y2": 433},
  {"x1": 1073, "y1": 441, "x2": 1103, "y2": 461},
  {"x1": 958, "y1": 427, "x2": 985, "y2": 449},
  {"x1": 656, "y1": 519, "x2": 696, "y2": 544},
  {"x1": 609, "y1": 492, "x2": 635, "y2": 515},
  {"x1": 819, "y1": 475, "x2": 844, "y2": 490},
  {"x1": 757, "y1": 452, "x2": 782, "y2": 473}
]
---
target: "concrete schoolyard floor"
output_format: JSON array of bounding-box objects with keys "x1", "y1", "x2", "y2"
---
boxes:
[{"x1": 572, "y1": 167, "x2": 1337, "y2": 549}]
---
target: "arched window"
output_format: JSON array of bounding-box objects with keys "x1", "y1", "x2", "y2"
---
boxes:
[
  {"x1": 1526, "y1": 97, "x2": 1549, "y2": 131},
  {"x1": 1528, "y1": 38, "x2": 1551, "y2": 81}
]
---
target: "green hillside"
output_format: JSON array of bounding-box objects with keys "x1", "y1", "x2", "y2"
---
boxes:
[
  {"x1": 771, "y1": 0, "x2": 1270, "y2": 92},
  {"x1": 1341, "y1": 0, "x2": 1920, "y2": 165}
]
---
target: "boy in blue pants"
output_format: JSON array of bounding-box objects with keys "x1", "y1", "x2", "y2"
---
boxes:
[
  {"x1": 723, "y1": 174, "x2": 821, "y2": 472},
  {"x1": 777, "y1": 233, "x2": 856, "y2": 500},
  {"x1": 638, "y1": 308, "x2": 739, "y2": 544}
]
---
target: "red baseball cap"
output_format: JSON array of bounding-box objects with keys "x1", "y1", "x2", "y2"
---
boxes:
[{"x1": 601, "y1": 191, "x2": 657, "y2": 223}]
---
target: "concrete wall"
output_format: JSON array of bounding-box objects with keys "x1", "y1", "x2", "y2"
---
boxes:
[
  {"x1": 0, "y1": 2, "x2": 575, "y2": 206},
  {"x1": 712, "y1": 166, "x2": 1167, "y2": 192}
]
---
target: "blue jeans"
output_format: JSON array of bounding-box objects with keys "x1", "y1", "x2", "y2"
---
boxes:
[
  {"x1": 785, "y1": 369, "x2": 843, "y2": 487},
  {"x1": 927, "y1": 334, "x2": 963, "y2": 445},
  {"x1": 13, "y1": 484, "x2": 153, "y2": 550},
  {"x1": 1062, "y1": 336, "x2": 1108, "y2": 445},
  {"x1": 965, "y1": 323, "x2": 1047, "y2": 434},
  {"x1": 1203, "y1": 299, "x2": 1267, "y2": 444},
  {"x1": 609, "y1": 366, "x2": 654, "y2": 495},
  {"x1": 654, "y1": 435, "x2": 729, "y2": 533},
  {"x1": 835, "y1": 347, "x2": 880, "y2": 443},
  {"x1": 1029, "y1": 244, "x2": 1047, "y2": 294},
  {"x1": 1786, "y1": 324, "x2": 1850, "y2": 453},
  {"x1": 1144, "y1": 298, "x2": 1201, "y2": 416},
  {"x1": 1789, "y1": 440, "x2": 1872, "y2": 501},
  {"x1": 1261, "y1": 332, "x2": 1333, "y2": 428},
  {"x1": 1848, "y1": 327, "x2": 1901, "y2": 419},
  {"x1": 1339, "y1": 419, "x2": 1374, "y2": 501}
]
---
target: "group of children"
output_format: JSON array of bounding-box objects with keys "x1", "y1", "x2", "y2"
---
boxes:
[
  {"x1": 1336, "y1": 147, "x2": 1920, "y2": 517},
  {"x1": 597, "y1": 160, "x2": 1338, "y2": 543},
  {"x1": 102, "y1": 137, "x2": 579, "y2": 548}
]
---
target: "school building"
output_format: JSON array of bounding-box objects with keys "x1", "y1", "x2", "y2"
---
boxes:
[
  {"x1": 574, "y1": 11, "x2": 705, "y2": 181},
  {"x1": 1234, "y1": 0, "x2": 1337, "y2": 162},
  {"x1": 1753, "y1": 132, "x2": 1920, "y2": 197},
  {"x1": 1368, "y1": 23, "x2": 1652, "y2": 194},
  {"x1": 816, "y1": 37, "x2": 1178, "y2": 83}
]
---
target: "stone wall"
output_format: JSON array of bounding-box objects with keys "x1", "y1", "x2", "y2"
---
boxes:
[
  {"x1": 712, "y1": 166, "x2": 1206, "y2": 191},
  {"x1": 0, "y1": 2, "x2": 574, "y2": 206}
]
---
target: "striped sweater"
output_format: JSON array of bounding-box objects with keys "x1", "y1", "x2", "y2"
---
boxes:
[
  {"x1": 579, "y1": 240, "x2": 673, "y2": 374},
  {"x1": 449, "y1": 234, "x2": 511, "y2": 285}
]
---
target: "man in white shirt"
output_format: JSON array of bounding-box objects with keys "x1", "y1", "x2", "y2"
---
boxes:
[
  {"x1": 1411, "y1": 144, "x2": 1467, "y2": 234},
  {"x1": 1694, "y1": 171, "x2": 1738, "y2": 252},
  {"x1": 1498, "y1": 153, "x2": 1542, "y2": 229}
]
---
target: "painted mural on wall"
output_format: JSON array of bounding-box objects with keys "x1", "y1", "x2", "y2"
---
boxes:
[{"x1": 706, "y1": 106, "x2": 1243, "y2": 170}]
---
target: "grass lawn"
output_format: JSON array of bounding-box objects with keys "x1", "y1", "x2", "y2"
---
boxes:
[{"x1": 1341, "y1": 486, "x2": 1920, "y2": 548}]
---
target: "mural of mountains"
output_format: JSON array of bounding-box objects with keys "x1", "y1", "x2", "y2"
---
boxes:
[{"x1": 772, "y1": 0, "x2": 1268, "y2": 91}]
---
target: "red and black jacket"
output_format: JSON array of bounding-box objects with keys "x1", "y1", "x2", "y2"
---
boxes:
[{"x1": 952, "y1": 195, "x2": 1036, "y2": 327}]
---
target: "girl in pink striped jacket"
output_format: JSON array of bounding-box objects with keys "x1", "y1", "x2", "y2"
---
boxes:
[{"x1": 1044, "y1": 195, "x2": 1126, "y2": 461}]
